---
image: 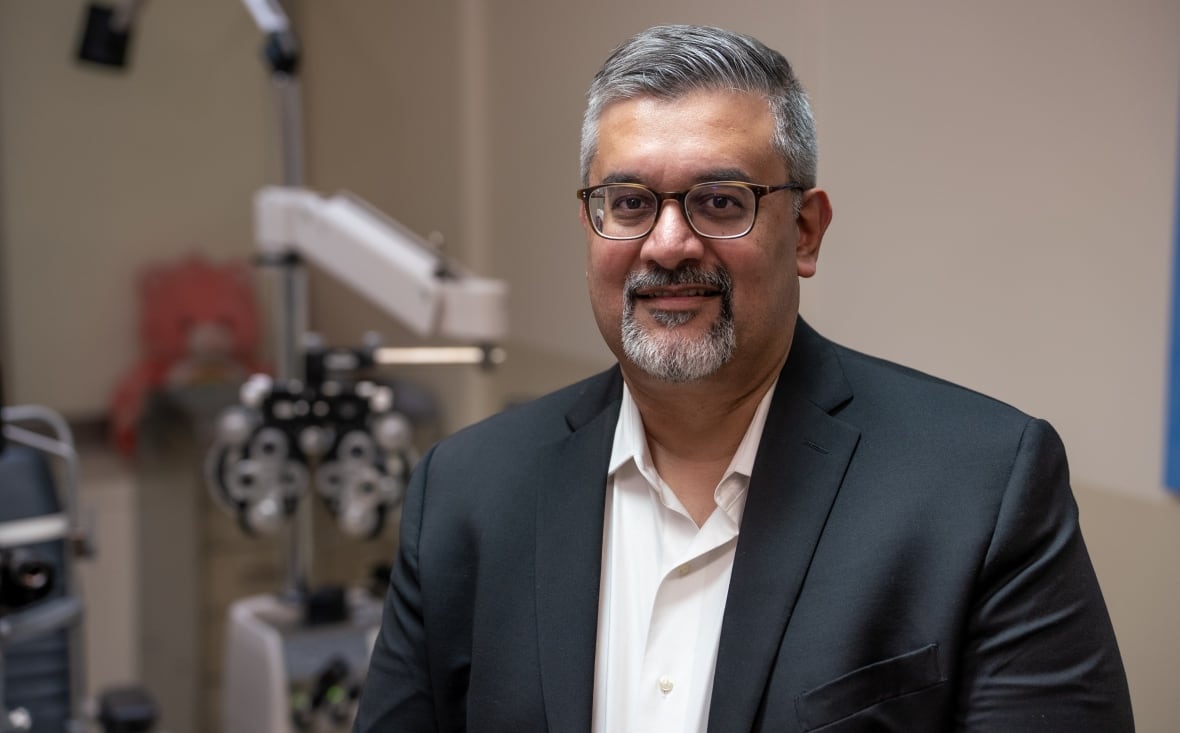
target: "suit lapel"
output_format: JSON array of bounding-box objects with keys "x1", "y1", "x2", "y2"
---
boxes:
[
  {"x1": 708, "y1": 320, "x2": 861, "y2": 732},
  {"x1": 534, "y1": 368, "x2": 623, "y2": 733}
]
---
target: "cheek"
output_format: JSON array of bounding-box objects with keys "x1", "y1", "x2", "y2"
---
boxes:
[
  {"x1": 728, "y1": 248, "x2": 798, "y2": 325},
  {"x1": 587, "y1": 241, "x2": 634, "y2": 287},
  {"x1": 586, "y1": 245, "x2": 631, "y2": 318}
]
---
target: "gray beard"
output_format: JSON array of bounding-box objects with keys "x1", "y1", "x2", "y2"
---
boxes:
[{"x1": 620, "y1": 266, "x2": 736, "y2": 382}]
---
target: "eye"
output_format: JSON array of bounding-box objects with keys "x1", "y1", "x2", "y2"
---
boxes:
[
  {"x1": 688, "y1": 185, "x2": 749, "y2": 220},
  {"x1": 609, "y1": 192, "x2": 653, "y2": 211},
  {"x1": 693, "y1": 190, "x2": 743, "y2": 211}
]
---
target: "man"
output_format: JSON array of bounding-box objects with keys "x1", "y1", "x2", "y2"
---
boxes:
[{"x1": 354, "y1": 24, "x2": 1133, "y2": 732}]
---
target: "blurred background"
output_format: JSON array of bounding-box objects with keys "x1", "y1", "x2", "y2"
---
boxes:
[{"x1": 0, "y1": 0, "x2": 1177, "y2": 730}]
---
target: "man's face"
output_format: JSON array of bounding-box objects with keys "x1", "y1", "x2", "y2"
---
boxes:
[{"x1": 582, "y1": 89, "x2": 826, "y2": 386}]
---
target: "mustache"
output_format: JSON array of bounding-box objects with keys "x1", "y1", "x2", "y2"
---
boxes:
[{"x1": 623, "y1": 265, "x2": 733, "y2": 300}]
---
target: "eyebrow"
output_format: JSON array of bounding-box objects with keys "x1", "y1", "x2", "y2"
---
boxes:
[{"x1": 598, "y1": 167, "x2": 756, "y2": 188}]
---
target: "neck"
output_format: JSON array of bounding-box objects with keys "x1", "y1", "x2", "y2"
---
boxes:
[
  {"x1": 631, "y1": 367, "x2": 777, "y2": 454},
  {"x1": 622, "y1": 353, "x2": 784, "y2": 525}
]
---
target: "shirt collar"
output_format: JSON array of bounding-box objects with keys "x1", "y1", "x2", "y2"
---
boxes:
[{"x1": 728, "y1": 380, "x2": 777, "y2": 478}]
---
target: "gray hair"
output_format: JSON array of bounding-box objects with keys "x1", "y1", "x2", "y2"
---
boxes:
[{"x1": 580, "y1": 25, "x2": 817, "y2": 189}]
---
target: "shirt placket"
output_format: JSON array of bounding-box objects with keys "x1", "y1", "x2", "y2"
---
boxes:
[{"x1": 633, "y1": 500, "x2": 739, "y2": 732}]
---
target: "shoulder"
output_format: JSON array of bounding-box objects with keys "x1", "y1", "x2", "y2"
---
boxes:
[
  {"x1": 429, "y1": 366, "x2": 621, "y2": 458},
  {"x1": 403, "y1": 367, "x2": 621, "y2": 533},
  {"x1": 825, "y1": 336, "x2": 1033, "y2": 435},
  {"x1": 792, "y1": 327, "x2": 1049, "y2": 484}
]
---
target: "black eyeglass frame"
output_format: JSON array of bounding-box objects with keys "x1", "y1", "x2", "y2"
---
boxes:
[{"x1": 576, "y1": 180, "x2": 804, "y2": 241}]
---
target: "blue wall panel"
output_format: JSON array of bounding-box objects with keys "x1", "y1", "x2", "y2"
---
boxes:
[{"x1": 1165, "y1": 112, "x2": 1180, "y2": 494}]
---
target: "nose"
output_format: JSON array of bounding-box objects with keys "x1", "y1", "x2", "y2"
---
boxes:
[{"x1": 640, "y1": 199, "x2": 705, "y2": 269}]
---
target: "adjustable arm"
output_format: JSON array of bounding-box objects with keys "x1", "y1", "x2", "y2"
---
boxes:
[{"x1": 254, "y1": 187, "x2": 508, "y2": 343}]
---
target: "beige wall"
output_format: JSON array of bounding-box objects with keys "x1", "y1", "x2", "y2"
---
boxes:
[
  {"x1": 806, "y1": 0, "x2": 1178, "y2": 503},
  {"x1": 0, "y1": 0, "x2": 275, "y2": 416},
  {"x1": 1078, "y1": 482, "x2": 1180, "y2": 731}
]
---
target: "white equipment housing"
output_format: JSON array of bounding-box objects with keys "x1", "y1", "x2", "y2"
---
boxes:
[
  {"x1": 222, "y1": 593, "x2": 381, "y2": 733},
  {"x1": 254, "y1": 187, "x2": 507, "y2": 343}
]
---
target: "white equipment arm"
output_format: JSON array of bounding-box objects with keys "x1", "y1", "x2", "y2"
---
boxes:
[
  {"x1": 254, "y1": 187, "x2": 507, "y2": 343},
  {"x1": 240, "y1": 0, "x2": 290, "y2": 34}
]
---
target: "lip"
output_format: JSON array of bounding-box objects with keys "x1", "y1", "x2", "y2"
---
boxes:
[
  {"x1": 635, "y1": 285, "x2": 720, "y2": 298},
  {"x1": 634, "y1": 285, "x2": 721, "y2": 310}
]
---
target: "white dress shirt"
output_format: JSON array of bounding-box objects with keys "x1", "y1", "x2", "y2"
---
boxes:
[{"x1": 591, "y1": 382, "x2": 777, "y2": 733}]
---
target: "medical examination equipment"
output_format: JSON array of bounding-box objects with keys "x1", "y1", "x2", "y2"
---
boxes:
[
  {"x1": 210, "y1": 187, "x2": 507, "y2": 733},
  {"x1": 207, "y1": 187, "x2": 507, "y2": 587},
  {"x1": 0, "y1": 403, "x2": 158, "y2": 732},
  {"x1": 210, "y1": 4, "x2": 508, "y2": 731},
  {"x1": 0, "y1": 405, "x2": 82, "y2": 733}
]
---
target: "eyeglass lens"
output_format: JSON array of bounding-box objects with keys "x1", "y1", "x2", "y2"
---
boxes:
[{"x1": 587, "y1": 184, "x2": 757, "y2": 239}]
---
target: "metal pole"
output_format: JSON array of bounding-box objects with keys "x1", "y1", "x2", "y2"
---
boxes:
[
  {"x1": 271, "y1": 73, "x2": 308, "y2": 384},
  {"x1": 270, "y1": 70, "x2": 312, "y2": 603}
]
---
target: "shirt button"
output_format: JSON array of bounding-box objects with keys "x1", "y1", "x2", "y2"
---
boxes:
[
  {"x1": 676, "y1": 563, "x2": 691, "y2": 577},
  {"x1": 658, "y1": 675, "x2": 674, "y2": 695}
]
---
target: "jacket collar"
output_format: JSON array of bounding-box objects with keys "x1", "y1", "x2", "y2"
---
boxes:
[
  {"x1": 708, "y1": 318, "x2": 860, "y2": 731},
  {"x1": 535, "y1": 367, "x2": 622, "y2": 732}
]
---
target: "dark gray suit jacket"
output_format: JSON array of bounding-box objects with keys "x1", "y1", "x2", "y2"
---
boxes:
[{"x1": 354, "y1": 319, "x2": 1133, "y2": 732}]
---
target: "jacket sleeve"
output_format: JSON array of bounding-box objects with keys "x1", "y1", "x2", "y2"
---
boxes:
[
  {"x1": 954, "y1": 418, "x2": 1134, "y2": 731},
  {"x1": 353, "y1": 445, "x2": 439, "y2": 732}
]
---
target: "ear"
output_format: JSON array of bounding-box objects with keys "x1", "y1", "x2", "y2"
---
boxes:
[{"x1": 795, "y1": 188, "x2": 832, "y2": 279}]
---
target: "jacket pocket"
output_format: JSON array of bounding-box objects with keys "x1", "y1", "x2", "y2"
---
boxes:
[{"x1": 794, "y1": 643, "x2": 945, "y2": 731}]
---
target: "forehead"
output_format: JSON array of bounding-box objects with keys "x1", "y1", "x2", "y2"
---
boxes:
[{"x1": 591, "y1": 89, "x2": 783, "y2": 185}]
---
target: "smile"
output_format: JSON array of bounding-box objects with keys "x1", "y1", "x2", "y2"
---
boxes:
[
  {"x1": 623, "y1": 265, "x2": 734, "y2": 311},
  {"x1": 635, "y1": 285, "x2": 721, "y2": 299}
]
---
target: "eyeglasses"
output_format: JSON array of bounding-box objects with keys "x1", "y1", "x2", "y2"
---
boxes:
[{"x1": 576, "y1": 181, "x2": 803, "y2": 241}]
